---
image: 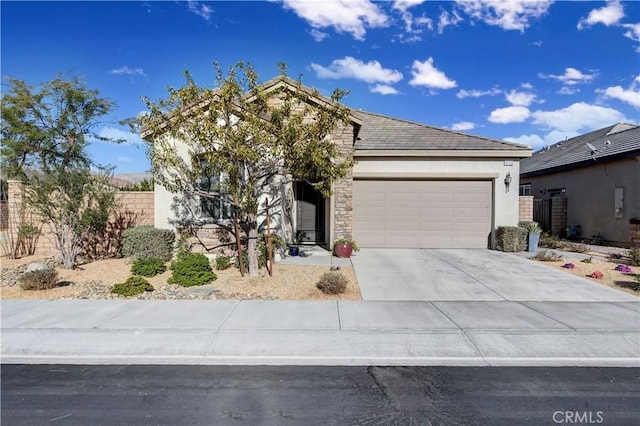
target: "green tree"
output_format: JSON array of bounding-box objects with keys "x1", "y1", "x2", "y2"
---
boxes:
[
  {"x1": 140, "y1": 62, "x2": 353, "y2": 277},
  {"x1": 1, "y1": 73, "x2": 123, "y2": 268}
]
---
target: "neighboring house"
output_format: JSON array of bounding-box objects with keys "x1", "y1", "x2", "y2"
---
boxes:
[
  {"x1": 520, "y1": 123, "x2": 640, "y2": 247},
  {"x1": 153, "y1": 76, "x2": 531, "y2": 250}
]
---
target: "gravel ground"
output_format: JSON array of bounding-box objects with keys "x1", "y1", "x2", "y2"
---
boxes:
[
  {"x1": 0, "y1": 256, "x2": 361, "y2": 301},
  {"x1": 532, "y1": 251, "x2": 639, "y2": 296}
]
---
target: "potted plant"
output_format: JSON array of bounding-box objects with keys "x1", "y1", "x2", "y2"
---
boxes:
[
  {"x1": 332, "y1": 238, "x2": 359, "y2": 258},
  {"x1": 520, "y1": 221, "x2": 542, "y2": 253}
]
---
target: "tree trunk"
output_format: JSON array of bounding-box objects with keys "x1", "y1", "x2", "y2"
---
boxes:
[
  {"x1": 247, "y1": 214, "x2": 259, "y2": 278},
  {"x1": 53, "y1": 221, "x2": 79, "y2": 269}
]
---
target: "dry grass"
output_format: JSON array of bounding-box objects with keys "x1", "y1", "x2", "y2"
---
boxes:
[{"x1": 0, "y1": 256, "x2": 361, "y2": 301}]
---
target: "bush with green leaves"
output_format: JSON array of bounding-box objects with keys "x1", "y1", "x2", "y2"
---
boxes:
[
  {"x1": 316, "y1": 271, "x2": 348, "y2": 295},
  {"x1": 19, "y1": 269, "x2": 59, "y2": 291},
  {"x1": 131, "y1": 257, "x2": 167, "y2": 277},
  {"x1": 518, "y1": 221, "x2": 542, "y2": 234},
  {"x1": 121, "y1": 225, "x2": 175, "y2": 260},
  {"x1": 111, "y1": 276, "x2": 154, "y2": 297},
  {"x1": 215, "y1": 255, "x2": 231, "y2": 271},
  {"x1": 495, "y1": 226, "x2": 527, "y2": 252},
  {"x1": 168, "y1": 253, "x2": 216, "y2": 287}
]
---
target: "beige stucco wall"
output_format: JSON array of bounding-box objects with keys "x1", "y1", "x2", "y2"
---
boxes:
[
  {"x1": 352, "y1": 157, "x2": 522, "y2": 229},
  {"x1": 523, "y1": 156, "x2": 640, "y2": 245}
]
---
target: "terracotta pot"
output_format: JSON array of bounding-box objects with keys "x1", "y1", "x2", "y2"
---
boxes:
[{"x1": 334, "y1": 243, "x2": 353, "y2": 258}]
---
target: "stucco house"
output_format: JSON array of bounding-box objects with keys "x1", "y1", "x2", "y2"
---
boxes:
[
  {"x1": 520, "y1": 123, "x2": 640, "y2": 247},
  {"x1": 153, "y1": 76, "x2": 532, "y2": 250}
]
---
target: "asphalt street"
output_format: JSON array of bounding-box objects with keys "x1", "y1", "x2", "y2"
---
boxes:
[{"x1": 2, "y1": 365, "x2": 639, "y2": 425}]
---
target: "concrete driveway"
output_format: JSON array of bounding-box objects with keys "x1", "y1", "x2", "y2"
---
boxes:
[{"x1": 351, "y1": 249, "x2": 639, "y2": 302}]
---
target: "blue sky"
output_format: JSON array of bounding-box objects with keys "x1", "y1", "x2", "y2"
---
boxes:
[{"x1": 2, "y1": 0, "x2": 639, "y2": 174}]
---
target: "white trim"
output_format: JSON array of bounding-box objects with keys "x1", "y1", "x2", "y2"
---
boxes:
[{"x1": 353, "y1": 172, "x2": 499, "y2": 179}]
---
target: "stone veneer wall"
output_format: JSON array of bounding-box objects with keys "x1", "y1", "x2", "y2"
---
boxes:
[
  {"x1": 332, "y1": 123, "x2": 355, "y2": 241},
  {"x1": 518, "y1": 196, "x2": 534, "y2": 222}
]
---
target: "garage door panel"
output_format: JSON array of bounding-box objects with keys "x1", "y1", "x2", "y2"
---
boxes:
[{"x1": 353, "y1": 180, "x2": 492, "y2": 249}]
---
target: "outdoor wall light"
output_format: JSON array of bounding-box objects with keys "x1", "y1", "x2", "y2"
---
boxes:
[{"x1": 504, "y1": 172, "x2": 512, "y2": 192}]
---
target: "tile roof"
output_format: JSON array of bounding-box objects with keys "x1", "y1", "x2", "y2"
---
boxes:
[
  {"x1": 353, "y1": 110, "x2": 530, "y2": 151},
  {"x1": 520, "y1": 123, "x2": 640, "y2": 176}
]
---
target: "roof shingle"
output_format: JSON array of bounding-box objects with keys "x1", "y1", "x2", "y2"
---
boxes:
[
  {"x1": 520, "y1": 123, "x2": 640, "y2": 176},
  {"x1": 353, "y1": 110, "x2": 530, "y2": 151}
]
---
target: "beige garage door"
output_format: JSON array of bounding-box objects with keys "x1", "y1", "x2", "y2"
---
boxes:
[{"x1": 353, "y1": 180, "x2": 492, "y2": 248}]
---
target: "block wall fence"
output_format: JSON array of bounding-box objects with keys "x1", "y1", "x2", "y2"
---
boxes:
[{"x1": 1, "y1": 180, "x2": 154, "y2": 258}]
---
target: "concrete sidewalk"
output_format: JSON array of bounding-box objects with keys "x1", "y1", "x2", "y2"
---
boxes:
[{"x1": 2, "y1": 299, "x2": 638, "y2": 367}]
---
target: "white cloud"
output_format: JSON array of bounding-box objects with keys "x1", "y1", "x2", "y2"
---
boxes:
[
  {"x1": 437, "y1": 10, "x2": 463, "y2": 34},
  {"x1": 110, "y1": 66, "x2": 145, "y2": 76},
  {"x1": 310, "y1": 57, "x2": 402, "y2": 84},
  {"x1": 531, "y1": 40, "x2": 543, "y2": 47},
  {"x1": 505, "y1": 89, "x2": 536, "y2": 106},
  {"x1": 96, "y1": 126, "x2": 144, "y2": 145},
  {"x1": 187, "y1": 1, "x2": 213, "y2": 20},
  {"x1": 310, "y1": 28, "x2": 329, "y2": 41},
  {"x1": 539, "y1": 67, "x2": 595, "y2": 85},
  {"x1": 599, "y1": 75, "x2": 640, "y2": 108},
  {"x1": 456, "y1": 87, "x2": 501, "y2": 98},
  {"x1": 400, "y1": 11, "x2": 433, "y2": 34},
  {"x1": 451, "y1": 121, "x2": 475, "y2": 131},
  {"x1": 118, "y1": 156, "x2": 133, "y2": 163},
  {"x1": 488, "y1": 106, "x2": 530, "y2": 124},
  {"x1": 370, "y1": 84, "x2": 400, "y2": 95},
  {"x1": 531, "y1": 102, "x2": 628, "y2": 132},
  {"x1": 282, "y1": 0, "x2": 388, "y2": 40},
  {"x1": 557, "y1": 86, "x2": 580, "y2": 95},
  {"x1": 504, "y1": 134, "x2": 544, "y2": 149},
  {"x1": 622, "y1": 22, "x2": 640, "y2": 43},
  {"x1": 521, "y1": 82, "x2": 533, "y2": 89},
  {"x1": 454, "y1": 0, "x2": 552, "y2": 33},
  {"x1": 577, "y1": 0, "x2": 624, "y2": 30},
  {"x1": 393, "y1": 0, "x2": 426, "y2": 12},
  {"x1": 409, "y1": 57, "x2": 457, "y2": 89}
]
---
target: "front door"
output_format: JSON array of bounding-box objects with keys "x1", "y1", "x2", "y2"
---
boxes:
[{"x1": 294, "y1": 182, "x2": 325, "y2": 244}]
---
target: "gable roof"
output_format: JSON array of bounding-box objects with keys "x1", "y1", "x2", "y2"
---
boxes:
[
  {"x1": 353, "y1": 110, "x2": 530, "y2": 152},
  {"x1": 520, "y1": 123, "x2": 640, "y2": 177}
]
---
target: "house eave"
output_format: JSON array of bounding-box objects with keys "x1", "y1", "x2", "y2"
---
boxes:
[
  {"x1": 354, "y1": 149, "x2": 532, "y2": 158},
  {"x1": 521, "y1": 150, "x2": 640, "y2": 178}
]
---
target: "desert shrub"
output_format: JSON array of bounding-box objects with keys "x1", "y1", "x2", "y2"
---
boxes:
[
  {"x1": 581, "y1": 257, "x2": 593, "y2": 263},
  {"x1": 168, "y1": 252, "x2": 216, "y2": 287},
  {"x1": 131, "y1": 257, "x2": 166, "y2": 277},
  {"x1": 121, "y1": 225, "x2": 175, "y2": 260},
  {"x1": 562, "y1": 242, "x2": 590, "y2": 254},
  {"x1": 111, "y1": 276, "x2": 154, "y2": 297},
  {"x1": 495, "y1": 226, "x2": 527, "y2": 252},
  {"x1": 215, "y1": 255, "x2": 231, "y2": 271},
  {"x1": 533, "y1": 250, "x2": 563, "y2": 262},
  {"x1": 629, "y1": 247, "x2": 640, "y2": 267},
  {"x1": 608, "y1": 252, "x2": 623, "y2": 260},
  {"x1": 539, "y1": 232, "x2": 562, "y2": 249},
  {"x1": 19, "y1": 268, "x2": 59, "y2": 290},
  {"x1": 316, "y1": 271, "x2": 348, "y2": 295}
]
